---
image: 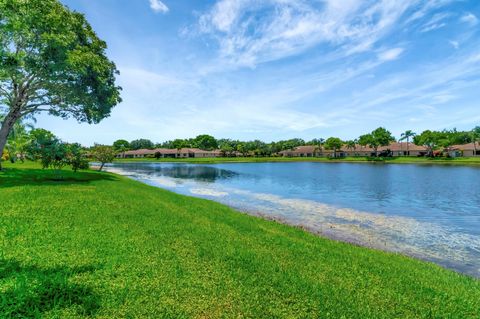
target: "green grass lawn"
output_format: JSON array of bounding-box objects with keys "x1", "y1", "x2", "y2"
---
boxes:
[
  {"x1": 1, "y1": 162, "x2": 479, "y2": 318},
  {"x1": 116, "y1": 155, "x2": 480, "y2": 165}
]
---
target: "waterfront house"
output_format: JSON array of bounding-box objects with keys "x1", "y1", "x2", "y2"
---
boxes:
[
  {"x1": 117, "y1": 148, "x2": 221, "y2": 159},
  {"x1": 447, "y1": 143, "x2": 480, "y2": 157},
  {"x1": 377, "y1": 142, "x2": 428, "y2": 157},
  {"x1": 279, "y1": 142, "x2": 430, "y2": 158},
  {"x1": 278, "y1": 145, "x2": 319, "y2": 157},
  {"x1": 117, "y1": 149, "x2": 156, "y2": 158}
]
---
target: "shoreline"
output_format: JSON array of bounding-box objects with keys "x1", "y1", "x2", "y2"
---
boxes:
[
  {"x1": 103, "y1": 164, "x2": 480, "y2": 278},
  {"x1": 113, "y1": 156, "x2": 480, "y2": 166}
]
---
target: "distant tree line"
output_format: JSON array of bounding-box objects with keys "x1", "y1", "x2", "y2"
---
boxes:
[
  {"x1": 3, "y1": 125, "x2": 479, "y2": 171},
  {"x1": 112, "y1": 126, "x2": 480, "y2": 157}
]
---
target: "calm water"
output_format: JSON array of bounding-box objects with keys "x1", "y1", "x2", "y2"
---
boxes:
[{"x1": 105, "y1": 162, "x2": 480, "y2": 277}]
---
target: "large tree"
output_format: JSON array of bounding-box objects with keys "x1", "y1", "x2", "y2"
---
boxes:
[
  {"x1": 0, "y1": 0, "x2": 121, "y2": 169},
  {"x1": 413, "y1": 130, "x2": 443, "y2": 157},
  {"x1": 359, "y1": 127, "x2": 395, "y2": 156},
  {"x1": 130, "y1": 139, "x2": 154, "y2": 150},
  {"x1": 193, "y1": 134, "x2": 218, "y2": 151},
  {"x1": 324, "y1": 137, "x2": 343, "y2": 158}
]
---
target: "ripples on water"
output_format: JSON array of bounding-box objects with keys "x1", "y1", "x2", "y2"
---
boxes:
[{"x1": 105, "y1": 162, "x2": 480, "y2": 277}]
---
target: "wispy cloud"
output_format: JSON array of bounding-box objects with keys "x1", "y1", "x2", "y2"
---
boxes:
[
  {"x1": 149, "y1": 0, "x2": 169, "y2": 14},
  {"x1": 377, "y1": 48, "x2": 404, "y2": 61},
  {"x1": 197, "y1": 0, "x2": 424, "y2": 67},
  {"x1": 420, "y1": 12, "x2": 450, "y2": 32},
  {"x1": 460, "y1": 12, "x2": 478, "y2": 26}
]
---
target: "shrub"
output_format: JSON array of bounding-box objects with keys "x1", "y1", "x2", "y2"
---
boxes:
[
  {"x1": 92, "y1": 145, "x2": 116, "y2": 171},
  {"x1": 67, "y1": 143, "x2": 89, "y2": 172}
]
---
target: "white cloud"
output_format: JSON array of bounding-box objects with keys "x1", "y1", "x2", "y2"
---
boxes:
[
  {"x1": 377, "y1": 48, "x2": 404, "y2": 61},
  {"x1": 149, "y1": 0, "x2": 169, "y2": 14},
  {"x1": 460, "y1": 12, "x2": 478, "y2": 26}
]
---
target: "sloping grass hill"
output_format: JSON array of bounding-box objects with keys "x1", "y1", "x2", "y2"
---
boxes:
[{"x1": 0, "y1": 162, "x2": 479, "y2": 318}]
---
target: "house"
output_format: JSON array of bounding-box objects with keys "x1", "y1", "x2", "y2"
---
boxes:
[
  {"x1": 278, "y1": 145, "x2": 319, "y2": 157},
  {"x1": 447, "y1": 143, "x2": 480, "y2": 157},
  {"x1": 118, "y1": 149, "x2": 156, "y2": 158},
  {"x1": 340, "y1": 145, "x2": 374, "y2": 157},
  {"x1": 378, "y1": 142, "x2": 428, "y2": 157},
  {"x1": 117, "y1": 148, "x2": 222, "y2": 159},
  {"x1": 278, "y1": 142, "x2": 430, "y2": 158}
]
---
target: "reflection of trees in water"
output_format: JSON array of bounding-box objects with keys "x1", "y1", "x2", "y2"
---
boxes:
[{"x1": 135, "y1": 165, "x2": 237, "y2": 182}]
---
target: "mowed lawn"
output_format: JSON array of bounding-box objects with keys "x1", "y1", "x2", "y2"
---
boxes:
[{"x1": 0, "y1": 162, "x2": 479, "y2": 318}]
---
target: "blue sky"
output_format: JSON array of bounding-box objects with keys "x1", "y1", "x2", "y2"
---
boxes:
[{"x1": 38, "y1": 0, "x2": 480, "y2": 145}]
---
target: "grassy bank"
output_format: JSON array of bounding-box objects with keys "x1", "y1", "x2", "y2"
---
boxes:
[
  {"x1": 1, "y1": 162, "x2": 479, "y2": 318},
  {"x1": 115, "y1": 155, "x2": 480, "y2": 165}
]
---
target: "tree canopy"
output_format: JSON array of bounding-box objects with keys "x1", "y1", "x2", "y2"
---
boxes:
[
  {"x1": 130, "y1": 139, "x2": 154, "y2": 150},
  {"x1": 0, "y1": 0, "x2": 121, "y2": 168},
  {"x1": 358, "y1": 127, "x2": 395, "y2": 156},
  {"x1": 113, "y1": 139, "x2": 130, "y2": 151},
  {"x1": 193, "y1": 134, "x2": 218, "y2": 150},
  {"x1": 324, "y1": 137, "x2": 343, "y2": 157}
]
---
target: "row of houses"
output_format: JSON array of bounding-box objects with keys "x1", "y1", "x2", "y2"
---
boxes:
[
  {"x1": 278, "y1": 142, "x2": 480, "y2": 158},
  {"x1": 117, "y1": 142, "x2": 480, "y2": 159},
  {"x1": 117, "y1": 148, "x2": 222, "y2": 159}
]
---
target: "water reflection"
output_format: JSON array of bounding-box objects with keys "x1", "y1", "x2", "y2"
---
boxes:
[{"x1": 114, "y1": 163, "x2": 237, "y2": 183}]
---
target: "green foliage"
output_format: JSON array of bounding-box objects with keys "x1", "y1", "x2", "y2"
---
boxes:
[
  {"x1": 399, "y1": 130, "x2": 416, "y2": 142},
  {"x1": 0, "y1": 0, "x2": 121, "y2": 122},
  {"x1": 219, "y1": 143, "x2": 235, "y2": 157},
  {"x1": 112, "y1": 139, "x2": 130, "y2": 151},
  {"x1": 345, "y1": 140, "x2": 357, "y2": 150},
  {"x1": 0, "y1": 162, "x2": 479, "y2": 318},
  {"x1": 324, "y1": 137, "x2": 343, "y2": 150},
  {"x1": 414, "y1": 130, "x2": 444, "y2": 156},
  {"x1": 92, "y1": 144, "x2": 116, "y2": 171},
  {"x1": 26, "y1": 129, "x2": 88, "y2": 174},
  {"x1": 193, "y1": 134, "x2": 218, "y2": 150},
  {"x1": 26, "y1": 129, "x2": 68, "y2": 172},
  {"x1": 129, "y1": 139, "x2": 154, "y2": 150},
  {"x1": 324, "y1": 137, "x2": 343, "y2": 157},
  {"x1": 358, "y1": 134, "x2": 373, "y2": 147},
  {"x1": 0, "y1": 0, "x2": 121, "y2": 168},
  {"x1": 371, "y1": 127, "x2": 395, "y2": 147},
  {"x1": 66, "y1": 143, "x2": 88, "y2": 172},
  {"x1": 5, "y1": 120, "x2": 32, "y2": 163},
  {"x1": 359, "y1": 127, "x2": 395, "y2": 156}
]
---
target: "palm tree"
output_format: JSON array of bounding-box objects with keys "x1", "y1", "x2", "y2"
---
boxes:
[
  {"x1": 6, "y1": 120, "x2": 33, "y2": 162},
  {"x1": 399, "y1": 130, "x2": 416, "y2": 155},
  {"x1": 345, "y1": 140, "x2": 357, "y2": 156},
  {"x1": 313, "y1": 138, "x2": 325, "y2": 156}
]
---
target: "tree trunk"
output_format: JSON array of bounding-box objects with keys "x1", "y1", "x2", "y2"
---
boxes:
[
  {"x1": 0, "y1": 109, "x2": 22, "y2": 170},
  {"x1": 406, "y1": 137, "x2": 410, "y2": 155},
  {"x1": 99, "y1": 162, "x2": 105, "y2": 171}
]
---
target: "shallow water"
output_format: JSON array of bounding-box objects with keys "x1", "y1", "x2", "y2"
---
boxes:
[{"x1": 104, "y1": 162, "x2": 480, "y2": 277}]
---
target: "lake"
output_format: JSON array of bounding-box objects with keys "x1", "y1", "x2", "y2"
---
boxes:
[{"x1": 104, "y1": 162, "x2": 480, "y2": 277}]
